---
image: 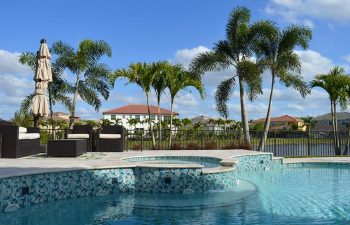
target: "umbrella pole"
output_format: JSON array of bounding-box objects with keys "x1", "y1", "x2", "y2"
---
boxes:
[{"x1": 33, "y1": 115, "x2": 39, "y2": 128}]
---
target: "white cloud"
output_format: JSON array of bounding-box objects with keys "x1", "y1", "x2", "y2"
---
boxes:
[
  {"x1": 266, "y1": 0, "x2": 350, "y2": 24},
  {"x1": 172, "y1": 46, "x2": 234, "y2": 87},
  {"x1": 343, "y1": 55, "x2": 350, "y2": 64},
  {"x1": 0, "y1": 50, "x2": 32, "y2": 76},
  {"x1": 295, "y1": 50, "x2": 333, "y2": 81},
  {"x1": 173, "y1": 46, "x2": 210, "y2": 68}
]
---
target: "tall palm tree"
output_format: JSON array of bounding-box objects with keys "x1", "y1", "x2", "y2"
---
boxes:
[
  {"x1": 255, "y1": 24, "x2": 312, "y2": 151},
  {"x1": 166, "y1": 64, "x2": 205, "y2": 146},
  {"x1": 152, "y1": 61, "x2": 170, "y2": 143},
  {"x1": 310, "y1": 66, "x2": 350, "y2": 155},
  {"x1": 113, "y1": 62, "x2": 165, "y2": 146},
  {"x1": 52, "y1": 40, "x2": 113, "y2": 128},
  {"x1": 190, "y1": 7, "x2": 270, "y2": 144}
]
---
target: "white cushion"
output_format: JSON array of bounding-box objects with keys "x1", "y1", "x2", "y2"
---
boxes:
[
  {"x1": 19, "y1": 133, "x2": 40, "y2": 140},
  {"x1": 99, "y1": 134, "x2": 121, "y2": 139},
  {"x1": 67, "y1": 133, "x2": 89, "y2": 139},
  {"x1": 19, "y1": 127, "x2": 27, "y2": 133}
]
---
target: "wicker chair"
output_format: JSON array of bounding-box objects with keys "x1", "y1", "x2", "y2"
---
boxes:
[
  {"x1": 0, "y1": 122, "x2": 40, "y2": 158},
  {"x1": 97, "y1": 125, "x2": 125, "y2": 152},
  {"x1": 65, "y1": 125, "x2": 93, "y2": 152}
]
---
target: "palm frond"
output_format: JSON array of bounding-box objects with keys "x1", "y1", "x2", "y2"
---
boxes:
[{"x1": 215, "y1": 78, "x2": 236, "y2": 118}]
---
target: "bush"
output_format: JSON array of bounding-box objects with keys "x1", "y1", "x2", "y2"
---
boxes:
[
  {"x1": 131, "y1": 144, "x2": 142, "y2": 151},
  {"x1": 187, "y1": 142, "x2": 200, "y2": 150},
  {"x1": 170, "y1": 142, "x2": 182, "y2": 150},
  {"x1": 203, "y1": 139, "x2": 217, "y2": 150}
]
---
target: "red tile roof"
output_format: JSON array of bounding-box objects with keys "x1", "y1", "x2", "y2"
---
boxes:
[
  {"x1": 252, "y1": 115, "x2": 303, "y2": 123},
  {"x1": 103, "y1": 104, "x2": 179, "y2": 116}
]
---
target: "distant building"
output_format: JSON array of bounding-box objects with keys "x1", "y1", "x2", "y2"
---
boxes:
[
  {"x1": 45, "y1": 112, "x2": 80, "y2": 122},
  {"x1": 251, "y1": 115, "x2": 305, "y2": 131},
  {"x1": 191, "y1": 115, "x2": 228, "y2": 131},
  {"x1": 313, "y1": 112, "x2": 350, "y2": 131},
  {"x1": 103, "y1": 104, "x2": 179, "y2": 130}
]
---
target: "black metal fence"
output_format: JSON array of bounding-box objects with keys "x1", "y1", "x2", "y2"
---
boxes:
[
  {"x1": 39, "y1": 128, "x2": 350, "y2": 157},
  {"x1": 125, "y1": 129, "x2": 350, "y2": 157}
]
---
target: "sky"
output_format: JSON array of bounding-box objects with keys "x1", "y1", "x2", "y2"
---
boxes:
[{"x1": 1, "y1": 0, "x2": 350, "y2": 121}]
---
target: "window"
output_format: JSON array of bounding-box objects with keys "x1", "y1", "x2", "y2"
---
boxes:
[
  {"x1": 111, "y1": 115, "x2": 116, "y2": 120},
  {"x1": 329, "y1": 121, "x2": 333, "y2": 125},
  {"x1": 122, "y1": 115, "x2": 125, "y2": 118},
  {"x1": 135, "y1": 115, "x2": 140, "y2": 120},
  {"x1": 164, "y1": 116, "x2": 170, "y2": 121},
  {"x1": 150, "y1": 115, "x2": 156, "y2": 120}
]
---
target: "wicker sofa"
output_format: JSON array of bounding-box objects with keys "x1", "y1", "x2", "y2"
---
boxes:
[
  {"x1": 96, "y1": 125, "x2": 125, "y2": 152},
  {"x1": 65, "y1": 125, "x2": 93, "y2": 152},
  {"x1": 0, "y1": 122, "x2": 40, "y2": 158}
]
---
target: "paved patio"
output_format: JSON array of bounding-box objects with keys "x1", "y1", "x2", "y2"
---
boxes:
[
  {"x1": 1, "y1": 150, "x2": 350, "y2": 179},
  {"x1": 0, "y1": 150, "x2": 263, "y2": 178}
]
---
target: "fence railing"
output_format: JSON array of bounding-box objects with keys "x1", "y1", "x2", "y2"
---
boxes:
[
  {"x1": 38, "y1": 128, "x2": 350, "y2": 157},
  {"x1": 125, "y1": 129, "x2": 350, "y2": 157}
]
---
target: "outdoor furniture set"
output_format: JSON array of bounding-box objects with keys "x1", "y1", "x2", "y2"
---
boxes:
[{"x1": 0, "y1": 123, "x2": 125, "y2": 158}]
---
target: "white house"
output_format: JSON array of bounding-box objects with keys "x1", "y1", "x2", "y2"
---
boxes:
[{"x1": 103, "y1": 104, "x2": 179, "y2": 130}]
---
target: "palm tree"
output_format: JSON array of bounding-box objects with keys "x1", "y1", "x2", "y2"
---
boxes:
[
  {"x1": 52, "y1": 40, "x2": 113, "y2": 128},
  {"x1": 127, "y1": 118, "x2": 139, "y2": 130},
  {"x1": 255, "y1": 24, "x2": 312, "y2": 151},
  {"x1": 113, "y1": 62, "x2": 165, "y2": 147},
  {"x1": 310, "y1": 66, "x2": 350, "y2": 155},
  {"x1": 190, "y1": 7, "x2": 270, "y2": 144},
  {"x1": 151, "y1": 61, "x2": 170, "y2": 143},
  {"x1": 166, "y1": 64, "x2": 205, "y2": 146},
  {"x1": 300, "y1": 116, "x2": 316, "y2": 134},
  {"x1": 182, "y1": 118, "x2": 192, "y2": 130}
]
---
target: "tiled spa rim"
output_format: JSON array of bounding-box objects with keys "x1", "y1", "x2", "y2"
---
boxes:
[{"x1": 0, "y1": 153, "x2": 281, "y2": 213}]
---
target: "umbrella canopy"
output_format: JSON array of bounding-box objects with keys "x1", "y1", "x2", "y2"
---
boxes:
[
  {"x1": 32, "y1": 81, "x2": 49, "y2": 117},
  {"x1": 32, "y1": 39, "x2": 52, "y2": 117}
]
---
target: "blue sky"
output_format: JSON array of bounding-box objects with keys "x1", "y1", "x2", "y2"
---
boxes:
[{"x1": 1, "y1": 0, "x2": 350, "y2": 121}]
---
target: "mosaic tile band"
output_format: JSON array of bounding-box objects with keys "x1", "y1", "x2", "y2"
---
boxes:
[{"x1": 0, "y1": 153, "x2": 281, "y2": 213}]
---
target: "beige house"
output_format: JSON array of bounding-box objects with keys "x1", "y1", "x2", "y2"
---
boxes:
[{"x1": 251, "y1": 115, "x2": 305, "y2": 131}]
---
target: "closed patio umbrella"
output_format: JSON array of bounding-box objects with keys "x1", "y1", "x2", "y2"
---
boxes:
[{"x1": 32, "y1": 39, "x2": 52, "y2": 128}]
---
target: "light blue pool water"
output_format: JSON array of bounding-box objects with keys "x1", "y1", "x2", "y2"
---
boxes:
[
  {"x1": 123, "y1": 156, "x2": 222, "y2": 168},
  {"x1": 2, "y1": 164, "x2": 350, "y2": 225}
]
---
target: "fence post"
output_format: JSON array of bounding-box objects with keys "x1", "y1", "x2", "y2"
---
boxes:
[
  {"x1": 307, "y1": 130, "x2": 311, "y2": 156},
  {"x1": 141, "y1": 133, "x2": 144, "y2": 152},
  {"x1": 273, "y1": 130, "x2": 277, "y2": 155}
]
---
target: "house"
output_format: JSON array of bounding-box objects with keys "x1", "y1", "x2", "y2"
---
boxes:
[
  {"x1": 103, "y1": 104, "x2": 179, "y2": 130},
  {"x1": 191, "y1": 115, "x2": 230, "y2": 131},
  {"x1": 251, "y1": 115, "x2": 305, "y2": 131},
  {"x1": 313, "y1": 112, "x2": 350, "y2": 131}
]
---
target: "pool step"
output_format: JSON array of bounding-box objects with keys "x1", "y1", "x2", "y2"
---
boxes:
[{"x1": 220, "y1": 158, "x2": 236, "y2": 167}]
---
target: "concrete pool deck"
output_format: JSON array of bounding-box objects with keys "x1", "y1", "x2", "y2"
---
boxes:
[
  {"x1": 0, "y1": 150, "x2": 263, "y2": 178},
  {"x1": 1, "y1": 150, "x2": 350, "y2": 179}
]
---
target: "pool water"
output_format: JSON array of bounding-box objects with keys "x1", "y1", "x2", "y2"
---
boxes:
[
  {"x1": 2, "y1": 164, "x2": 350, "y2": 225},
  {"x1": 124, "y1": 156, "x2": 221, "y2": 168}
]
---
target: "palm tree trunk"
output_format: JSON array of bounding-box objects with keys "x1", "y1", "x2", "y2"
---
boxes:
[
  {"x1": 239, "y1": 78, "x2": 251, "y2": 145},
  {"x1": 69, "y1": 74, "x2": 80, "y2": 129},
  {"x1": 157, "y1": 100, "x2": 162, "y2": 145},
  {"x1": 48, "y1": 84, "x2": 56, "y2": 139},
  {"x1": 169, "y1": 100, "x2": 174, "y2": 148},
  {"x1": 331, "y1": 101, "x2": 340, "y2": 155},
  {"x1": 259, "y1": 75, "x2": 275, "y2": 151},
  {"x1": 146, "y1": 93, "x2": 156, "y2": 147},
  {"x1": 333, "y1": 101, "x2": 340, "y2": 155}
]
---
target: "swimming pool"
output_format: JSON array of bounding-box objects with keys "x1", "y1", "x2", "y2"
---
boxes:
[
  {"x1": 1, "y1": 163, "x2": 350, "y2": 225},
  {"x1": 122, "y1": 156, "x2": 222, "y2": 168}
]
